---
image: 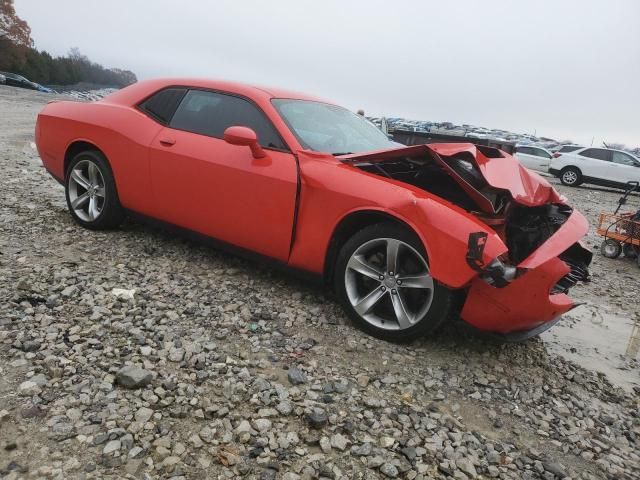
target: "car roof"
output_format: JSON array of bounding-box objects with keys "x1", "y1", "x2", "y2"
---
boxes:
[
  {"x1": 103, "y1": 78, "x2": 333, "y2": 107},
  {"x1": 572, "y1": 146, "x2": 640, "y2": 158}
]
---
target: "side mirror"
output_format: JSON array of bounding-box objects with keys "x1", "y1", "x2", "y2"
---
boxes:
[{"x1": 223, "y1": 126, "x2": 266, "y2": 159}]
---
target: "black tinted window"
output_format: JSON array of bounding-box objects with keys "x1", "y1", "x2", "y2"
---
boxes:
[
  {"x1": 580, "y1": 148, "x2": 611, "y2": 161},
  {"x1": 170, "y1": 90, "x2": 286, "y2": 150},
  {"x1": 140, "y1": 88, "x2": 188, "y2": 124},
  {"x1": 559, "y1": 145, "x2": 581, "y2": 153},
  {"x1": 517, "y1": 147, "x2": 532, "y2": 154}
]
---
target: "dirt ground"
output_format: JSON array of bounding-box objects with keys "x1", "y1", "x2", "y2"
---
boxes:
[{"x1": 0, "y1": 85, "x2": 638, "y2": 480}]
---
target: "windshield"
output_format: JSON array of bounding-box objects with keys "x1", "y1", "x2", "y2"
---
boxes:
[{"x1": 272, "y1": 99, "x2": 397, "y2": 155}]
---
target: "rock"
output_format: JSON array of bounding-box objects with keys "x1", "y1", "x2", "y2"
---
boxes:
[
  {"x1": 305, "y1": 410, "x2": 328, "y2": 429},
  {"x1": 103, "y1": 440, "x2": 121, "y2": 455},
  {"x1": 252, "y1": 418, "x2": 272, "y2": 433},
  {"x1": 456, "y1": 458, "x2": 477, "y2": 478},
  {"x1": 543, "y1": 462, "x2": 567, "y2": 478},
  {"x1": 380, "y1": 436, "x2": 395, "y2": 448},
  {"x1": 330, "y1": 433, "x2": 349, "y2": 451},
  {"x1": 115, "y1": 366, "x2": 152, "y2": 389},
  {"x1": 380, "y1": 463, "x2": 399, "y2": 478},
  {"x1": 352, "y1": 443, "x2": 373, "y2": 456},
  {"x1": 135, "y1": 407, "x2": 154, "y2": 423},
  {"x1": 287, "y1": 366, "x2": 307, "y2": 385}
]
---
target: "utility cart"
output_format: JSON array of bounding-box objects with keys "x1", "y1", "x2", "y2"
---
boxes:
[{"x1": 598, "y1": 181, "x2": 640, "y2": 266}]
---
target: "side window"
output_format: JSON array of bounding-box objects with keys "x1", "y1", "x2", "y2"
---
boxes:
[
  {"x1": 518, "y1": 147, "x2": 532, "y2": 155},
  {"x1": 580, "y1": 148, "x2": 611, "y2": 161},
  {"x1": 532, "y1": 148, "x2": 551, "y2": 159},
  {"x1": 559, "y1": 146, "x2": 581, "y2": 153},
  {"x1": 170, "y1": 90, "x2": 287, "y2": 150},
  {"x1": 139, "y1": 88, "x2": 188, "y2": 124},
  {"x1": 612, "y1": 152, "x2": 637, "y2": 166}
]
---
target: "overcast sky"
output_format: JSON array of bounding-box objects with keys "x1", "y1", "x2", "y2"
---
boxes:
[{"x1": 15, "y1": 0, "x2": 640, "y2": 146}]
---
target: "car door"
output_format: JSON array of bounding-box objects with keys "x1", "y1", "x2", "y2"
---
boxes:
[
  {"x1": 611, "y1": 151, "x2": 640, "y2": 185},
  {"x1": 148, "y1": 89, "x2": 298, "y2": 262},
  {"x1": 578, "y1": 148, "x2": 612, "y2": 181},
  {"x1": 514, "y1": 147, "x2": 537, "y2": 169}
]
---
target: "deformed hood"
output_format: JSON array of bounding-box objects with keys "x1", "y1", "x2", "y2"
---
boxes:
[{"x1": 340, "y1": 143, "x2": 564, "y2": 211}]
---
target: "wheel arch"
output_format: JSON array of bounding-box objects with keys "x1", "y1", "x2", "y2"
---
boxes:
[
  {"x1": 323, "y1": 209, "x2": 429, "y2": 287},
  {"x1": 64, "y1": 140, "x2": 106, "y2": 176}
]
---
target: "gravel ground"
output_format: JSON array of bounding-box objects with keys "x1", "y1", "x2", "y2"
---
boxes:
[{"x1": 0, "y1": 85, "x2": 638, "y2": 480}]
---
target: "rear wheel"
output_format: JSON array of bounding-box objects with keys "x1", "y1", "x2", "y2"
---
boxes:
[
  {"x1": 600, "y1": 239, "x2": 622, "y2": 259},
  {"x1": 334, "y1": 223, "x2": 452, "y2": 342},
  {"x1": 65, "y1": 150, "x2": 124, "y2": 230},
  {"x1": 560, "y1": 167, "x2": 582, "y2": 187}
]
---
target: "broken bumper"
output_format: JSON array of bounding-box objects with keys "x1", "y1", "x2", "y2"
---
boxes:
[{"x1": 460, "y1": 210, "x2": 591, "y2": 335}]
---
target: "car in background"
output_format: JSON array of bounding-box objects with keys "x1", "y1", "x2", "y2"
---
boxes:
[
  {"x1": 514, "y1": 145, "x2": 553, "y2": 173},
  {"x1": 33, "y1": 83, "x2": 54, "y2": 93},
  {"x1": 550, "y1": 147, "x2": 640, "y2": 188},
  {"x1": 551, "y1": 145, "x2": 584, "y2": 155},
  {"x1": 0, "y1": 71, "x2": 38, "y2": 90}
]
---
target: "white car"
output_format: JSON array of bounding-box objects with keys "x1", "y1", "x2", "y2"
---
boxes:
[
  {"x1": 549, "y1": 147, "x2": 640, "y2": 188},
  {"x1": 513, "y1": 145, "x2": 553, "y2": 173}
]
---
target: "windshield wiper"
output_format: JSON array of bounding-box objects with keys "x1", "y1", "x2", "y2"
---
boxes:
[{"x1": 332, "y1": 152, "x2": 353, "y2": 156}]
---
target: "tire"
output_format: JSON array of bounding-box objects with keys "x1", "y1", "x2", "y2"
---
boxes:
[
  {"x1": 622, "y1": 243, "x2": 638, "y2": 259},
  {"x1": 560, "y1": 167, "x2": 583, "y2": 187},
  {"x1": 334, "y1": 222, "x2": 452, "y2": 342},
  {"x1": 600, "y1": 239, "x2": 622, "y2": 259},
  {"x1": 65, "y1": 150, "x2": 124, "y2": 230}
]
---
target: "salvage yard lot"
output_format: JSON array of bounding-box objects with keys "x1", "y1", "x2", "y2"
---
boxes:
[{"x1": 0, "y1": 86, "x2": 638, "y2": 479}]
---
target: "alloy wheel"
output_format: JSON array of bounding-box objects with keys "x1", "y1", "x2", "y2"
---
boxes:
[
  {"x1": 68, "y1": 159, "x2": 106, "y2": 222},
  {"x1": 344, "y1": 238, "x2": 434, "y2": 331},
  {"x1": 562, "y1": 170, "x2": 578, "y2": 185}
]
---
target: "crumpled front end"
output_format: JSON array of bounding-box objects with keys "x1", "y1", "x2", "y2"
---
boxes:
[
  {"x1": 341, "y1": 142, "x2": 593, "y2": 335},
  {"x1": 460, "y1": 208, "x2": 592, "y2": 335}
]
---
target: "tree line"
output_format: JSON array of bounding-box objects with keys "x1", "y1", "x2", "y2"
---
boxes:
[{"x1": 0, "y1": 0, "x2": 137, "y2": 87}]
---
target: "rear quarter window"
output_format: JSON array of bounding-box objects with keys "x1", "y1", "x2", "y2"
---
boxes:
[{"x1": 139, "y1": 88, "x2": 188, "y2": 124}]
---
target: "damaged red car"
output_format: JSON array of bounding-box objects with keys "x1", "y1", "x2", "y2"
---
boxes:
[{"x1": 35, "y1": 78, "x2": 592, "y2": 342}]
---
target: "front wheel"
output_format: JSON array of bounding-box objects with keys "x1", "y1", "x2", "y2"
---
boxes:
[{"x1": 334, "y1": 223, "x2": 452, "y2": 342}]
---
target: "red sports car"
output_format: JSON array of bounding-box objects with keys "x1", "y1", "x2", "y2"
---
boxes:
[{"x1": 36, "y1": 78, "x2": 592, "y2": 342}]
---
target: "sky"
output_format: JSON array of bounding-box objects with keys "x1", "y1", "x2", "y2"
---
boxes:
[{"x1": 15, "y1": 0, "x2": 640, "y2": 147}]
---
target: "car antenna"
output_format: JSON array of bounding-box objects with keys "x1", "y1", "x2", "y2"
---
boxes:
[{"x1": 602, "y1": 141, "x2": 609, "y2": 149}]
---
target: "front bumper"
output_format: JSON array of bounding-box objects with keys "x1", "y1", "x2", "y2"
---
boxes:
[{"x1": 460, "y1": 209, "x2": 591, "y2": 335}]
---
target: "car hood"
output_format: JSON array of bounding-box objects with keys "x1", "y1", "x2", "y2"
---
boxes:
[{"x1": 340, "y1": 143, "x2": 564, "y2": 210}]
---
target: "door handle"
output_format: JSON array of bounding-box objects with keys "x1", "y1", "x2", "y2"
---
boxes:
[{"x1": 159, "y1": 138, "x2": 176, "y2": 146}]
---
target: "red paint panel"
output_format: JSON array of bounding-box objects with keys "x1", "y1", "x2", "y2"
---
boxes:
[
  {"x1": 461, "y1": 257, "x2": 573, "y2": 334},
  {"x1": 289, "y1": 151, "x2": 507, "y2": 288},
  {"x1": 148, "y1": 128, "x2": 298, "y2": 261}
]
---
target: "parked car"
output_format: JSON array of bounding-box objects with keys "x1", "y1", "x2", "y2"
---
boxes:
[
  {"x1": 514, "y1": 145, "x2": 553, "y2": 172},
  {"x1": 35, "y1": 78, "x2": 592, "y2": 342},
  {"x1": 551, "y1": 144, "x2": 584, "y2": 155},
  {"x1": 33, "y1": 83, "x2": 54, "y2": 93},
  {"x1": 549, "y1": 147, "x2": 640, "y2": 188},
  {"x1": 0, "y1": 71, "x2": 38, "y2": 90}
]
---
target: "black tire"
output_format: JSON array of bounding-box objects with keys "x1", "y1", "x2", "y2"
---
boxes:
[
  {"x1": 559, "y1": 167, "x2": 583, "y2": 187},
  {"x1": 65, "y1": 150, "x2": 124, "y2": 230},
  {"x1": 334, "y1": 222, "x2": 452, "y2": 342},
  {"x1": 622, "y1": 243, "x2": 638, "y2": 259},
  {"x1": 600, "y1": 239, "x2": 622, "y2": 259}
]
